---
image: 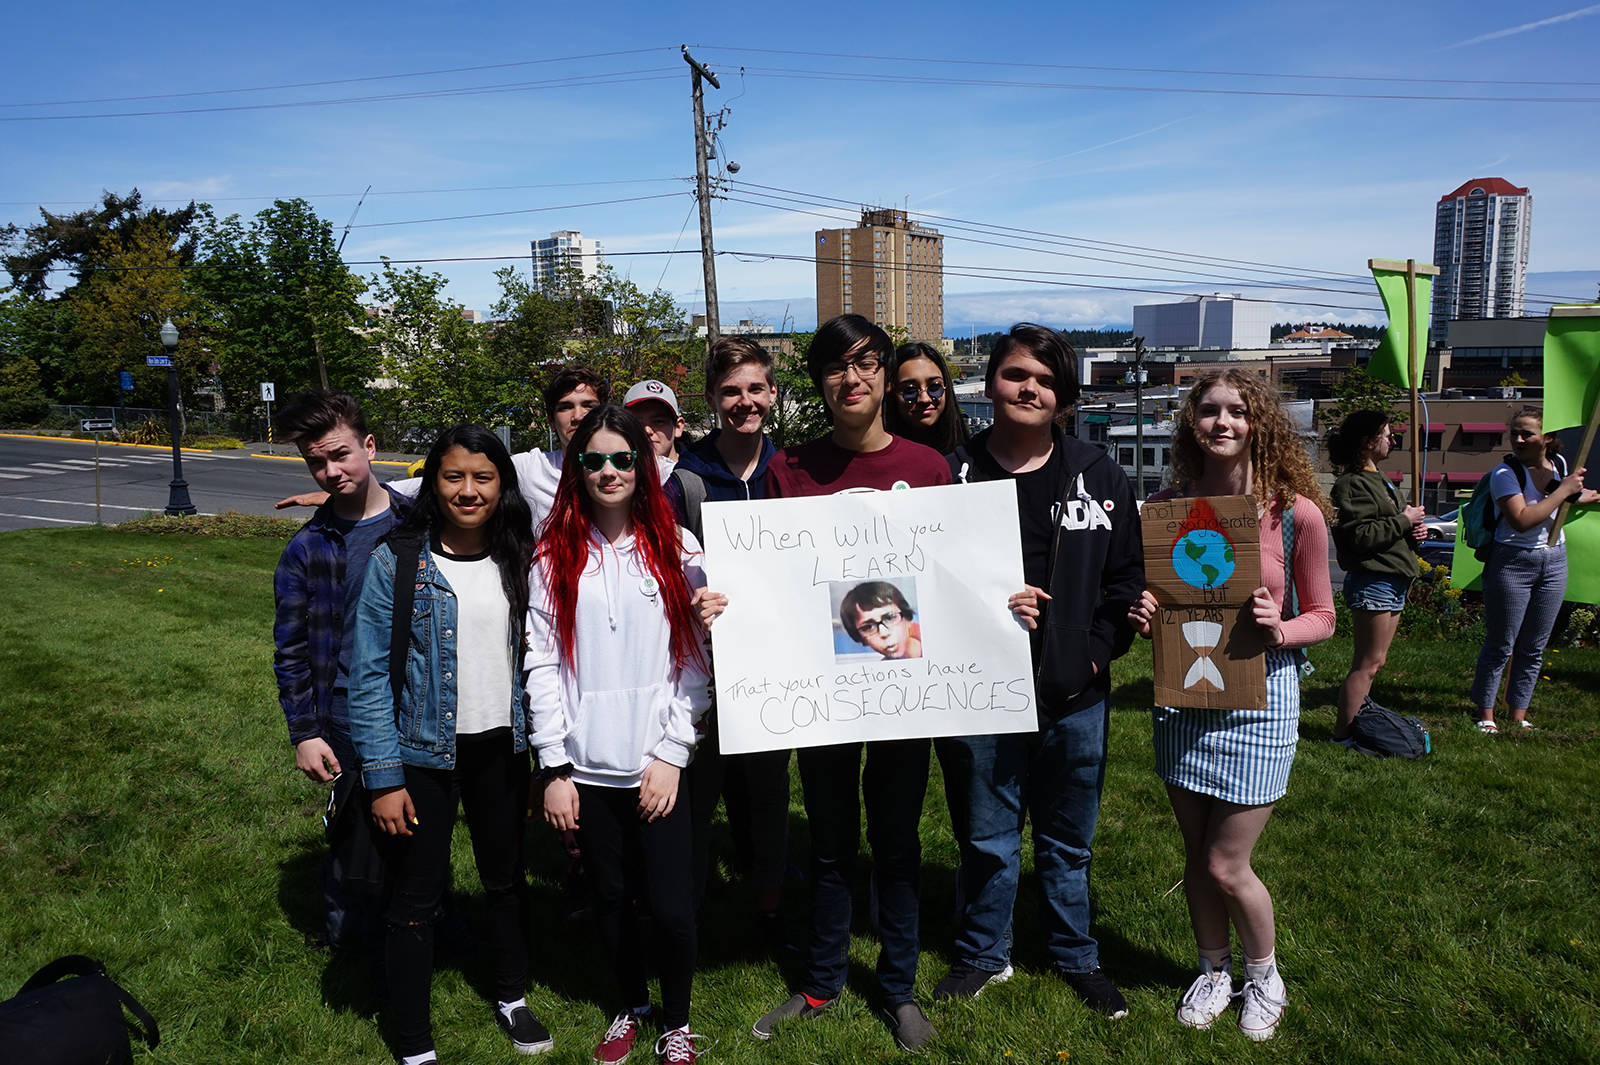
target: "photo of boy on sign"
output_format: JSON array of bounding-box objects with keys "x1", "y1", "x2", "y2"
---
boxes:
[{"x1": 832, "y1": 578, "x2": 923, "y2": 662}]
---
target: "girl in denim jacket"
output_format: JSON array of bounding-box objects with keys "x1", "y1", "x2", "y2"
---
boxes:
[
  {"x1": 528, "y1": 405, "x2": 715, "y2": 1065},
  {"x1": 348, "y1": 425, "x2": 550, "y2": 1064}
]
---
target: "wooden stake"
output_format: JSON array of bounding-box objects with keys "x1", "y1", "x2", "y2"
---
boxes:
[
  {"x1": 1407, "y1": 259, "x2": 1423, "y2": 507},
  {"x1": 1550, "y1": 382, "x2": 1600, "y2": 543}
]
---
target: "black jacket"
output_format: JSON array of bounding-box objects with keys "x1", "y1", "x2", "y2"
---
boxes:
[{"x1": 948, "y1": 426, "x2": 1144, "y2": 718}]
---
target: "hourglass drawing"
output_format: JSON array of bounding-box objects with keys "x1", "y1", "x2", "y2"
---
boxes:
[{"x1": 1181, "y1": 620, "x2": 1225, "y2": 692}]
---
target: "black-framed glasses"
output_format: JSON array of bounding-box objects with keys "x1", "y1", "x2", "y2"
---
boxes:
[
  {"x1": 897, "y1": 380, "x2": 945, "y2": 404},
  {"x1": 823, "y1": 356, "x2": 883, "y2": 381},
  {"x1": 855, "y1": 610, "x2": 904, "y2": 638},
  {"x1": 576, "y1": 449, "x2": 638, "y2": 473}
]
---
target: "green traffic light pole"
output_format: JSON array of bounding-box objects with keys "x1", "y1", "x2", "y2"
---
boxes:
[{"x1": 159, "y1": 318, "x2": 196, "y2": 517}]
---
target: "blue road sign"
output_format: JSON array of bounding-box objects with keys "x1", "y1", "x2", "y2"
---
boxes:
[
  {"x1": 120, "y1": 371, "x2": 134, "y2": 391},
  {"x1": 146, "y1": 355, "x2": 171, "y2": 367}
]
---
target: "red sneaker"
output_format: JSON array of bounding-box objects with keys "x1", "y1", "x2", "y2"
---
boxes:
[{"x1": 594, "y1": 1012, "x2": 644, "y2": 1065}]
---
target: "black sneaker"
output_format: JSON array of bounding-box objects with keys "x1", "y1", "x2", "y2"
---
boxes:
[
  {"x1": 886, "y1": 1001, "x2": 935, "y2": 1052},
  {"x1": 1059, "y1": 968, "x2": 1129, "y2": 1019},
  {"x1": 752, "y1": 993, "x2": 832, "y2": 1040},
  {"x1": 932, "y1": 962, "x2": 1015, "y2": 1001},
  {"x1": 496, "y1": 1004, "x2": 555, "y2": 1054}
]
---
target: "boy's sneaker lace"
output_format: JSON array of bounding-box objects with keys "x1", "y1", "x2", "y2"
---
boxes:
[
  {"x1": 1175, "y1": 970, "x2": 1235, "y2": 1029},
  {"x1": 1238, "y1": 970, "x2": 1288, "y2": 1041},
  {"x1": 654, "y1": 1026, "x2": 710, "y2": 1064},
  {"x1": 594, "y1": 1009, "x2": 649, "y2": 1064},
  {"x1": 932, "y1": 962, "x2": 1014, "y2": 1001}
]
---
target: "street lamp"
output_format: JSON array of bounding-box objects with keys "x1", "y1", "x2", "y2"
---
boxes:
[{"x1": 160, "y1": 318, "x2": 196, "y2": 516}]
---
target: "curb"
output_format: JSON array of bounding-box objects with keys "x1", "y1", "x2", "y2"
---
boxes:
[{"x1": 0, "y1": 431, "x2": 231, "y2": 454}]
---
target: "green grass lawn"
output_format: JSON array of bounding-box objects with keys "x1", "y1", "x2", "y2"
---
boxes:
[{"x1": 2, "y1": 527, "x2": 1597, "y2": 1064}]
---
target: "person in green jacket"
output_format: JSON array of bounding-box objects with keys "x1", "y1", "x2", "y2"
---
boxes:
[{"x1": 1328, "y1": 410, "x2": 1426, "y2": 741}]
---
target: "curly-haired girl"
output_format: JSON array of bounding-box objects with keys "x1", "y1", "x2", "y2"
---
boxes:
[{"x1": 1128, "y1": 368, "x2": 1335, "y2": 1041}]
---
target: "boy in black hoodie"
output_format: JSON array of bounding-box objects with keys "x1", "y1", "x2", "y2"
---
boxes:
[{"x1": 934, "y1": 324, "x2": 1144, "y2": 1017}]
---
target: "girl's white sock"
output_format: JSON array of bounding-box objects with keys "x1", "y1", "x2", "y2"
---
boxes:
[{"x1": 1244, "y1": 952, "x2": 1277, "y2": 984}]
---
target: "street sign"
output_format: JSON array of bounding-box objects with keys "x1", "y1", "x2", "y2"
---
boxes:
[
  {"x1": 119, "y1": 371, "x2": 134, "y2": 391},
  {"x1": 260, "y1": 381, "x2": 276, "y2": 402},
  {"x1": 146, "y1": 355, "x2": 171, "y2": 367},
  {"x1": 81, "y1": 419, "x2": 115, "y2": 432}
]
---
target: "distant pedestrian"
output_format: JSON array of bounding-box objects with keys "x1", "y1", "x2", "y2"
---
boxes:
[
  {"x1": 1128, "y1": 368, "x2": 1335, "y2": 1041},
  {"x1": 1469, "y1": 406, "x2": 1598, "y2": 733},
  {"x1": 1328, "y1": 410, "x2": 1425, "y2": 741}
]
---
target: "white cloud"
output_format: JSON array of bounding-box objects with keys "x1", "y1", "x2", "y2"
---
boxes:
[{"x1": 1444, "y1": 3, "x2": 1600, "y2": 48}]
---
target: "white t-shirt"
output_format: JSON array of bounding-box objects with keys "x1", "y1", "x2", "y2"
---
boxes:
[
  {"x1": 1491, "y1": 459, "x2": 1565, "y2": 549},
  {"x1": 431, "y1": 549, "x2": 514, "y2": 735}
]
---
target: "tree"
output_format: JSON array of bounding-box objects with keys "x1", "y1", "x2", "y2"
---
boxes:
[
  {"x1": 363, "y1": 261, "x2": 536, "y2": 449},
  {"x1": 190, "y1": 200, "x2": 371, "y2": 414},
  {"x1": 0, "y1": 287, "x2": 75, "y2": 406},
  {"x1": 1, "y1": 189, "x2": 198, "y2": 299},
  {"x1": 768, "y1": 330, "x2": 829, "y2": 449},
  {"x1": 1318, "y1": 365, "x2": 1408, "y2": 431},
  {"x1": 67, "y1": 229, "x2": 198, "y2": 409}
]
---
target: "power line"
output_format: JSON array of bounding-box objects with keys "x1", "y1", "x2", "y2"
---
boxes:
[
  {"x1": 696, "y1": 45, "x2": 1600, "y2": 89},
  {"x1": 345, "y1": 191, "x2": 689, "y2": 228},
  {"x1": 0, "y1": 47, "x2": 678, "y2": 108},
  {"x1": 0, "y1": 178, "x2": 691, "y2": 209}
]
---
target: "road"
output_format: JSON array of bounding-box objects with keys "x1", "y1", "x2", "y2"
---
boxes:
[{"x1": 0, "y1": 434, "x2": 409, "y2": 532}]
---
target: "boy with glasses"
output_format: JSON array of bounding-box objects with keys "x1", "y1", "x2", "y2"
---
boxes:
[{"x1": 752, "y1": 315, "x2": 949, "y2": 1053}]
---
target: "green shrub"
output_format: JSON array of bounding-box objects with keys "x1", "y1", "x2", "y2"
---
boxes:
[{"x1": 115, "y1": 511, "x2": 302, "y2": 539}]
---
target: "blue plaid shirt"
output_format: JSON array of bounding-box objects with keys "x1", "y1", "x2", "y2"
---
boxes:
[{"x1": 273, "y1": 487, "x2": 407, "y2": 746}]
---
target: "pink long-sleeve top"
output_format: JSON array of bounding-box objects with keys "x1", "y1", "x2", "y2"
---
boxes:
[{"x1": 1150, "y1": 490, "x2": 1337, "y2": 650}]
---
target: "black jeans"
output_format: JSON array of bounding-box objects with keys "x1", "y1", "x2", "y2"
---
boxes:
[
  {"x1": 383, "y1": 729, "x2": 530, "y2": 1056},
  {"x1": 796, "y1": 737, "x2": 930, "y2": 1006},
  {"x1": 689, "y1": 713, "x2": 792, "y2": 912},
  {"x1": 579, "y1": 777, "x2": 697, "y2": 1030}
]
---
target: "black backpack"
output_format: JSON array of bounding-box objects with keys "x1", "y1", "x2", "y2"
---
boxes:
[
  {"x1": 1349, "y1": 696, "x2": 1431, "y2": 759},
  {"x1": 0, "y1": 955, "x2": 159, "y2": 1065}
]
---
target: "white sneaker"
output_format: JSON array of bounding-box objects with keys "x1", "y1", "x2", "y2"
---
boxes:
[
  {"x1": 1238, "y1": 969, "x2": 1288, "y2": 1041},
  {"x1": 1175, "y1": 970, "x2": 1234, "y2": 1029}
]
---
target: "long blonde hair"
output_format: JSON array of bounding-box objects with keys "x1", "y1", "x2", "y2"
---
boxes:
[{"x1": 1170, "y1": 368, "x2": 1330, "y2": 517}]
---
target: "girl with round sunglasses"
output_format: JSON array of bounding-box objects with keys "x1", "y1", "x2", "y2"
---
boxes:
[
  {"x1": 528, "y1": 404, "x2": 716, "y2": 1064},
  {"x1": 347, "y1": 425, "x2": 549, "y2": 1063},
  {"x1": 884, "y1": 341, "x2": 968, "y2": 454}
]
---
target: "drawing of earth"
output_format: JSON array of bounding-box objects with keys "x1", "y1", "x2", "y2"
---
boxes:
[{"x1": 1171, "y1": 529, "x2": 1236, "y2": 589}]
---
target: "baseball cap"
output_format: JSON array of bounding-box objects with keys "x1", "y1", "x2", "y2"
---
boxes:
[{"x1": 622, "y1": 379, "x2": 680, "y2": 416}]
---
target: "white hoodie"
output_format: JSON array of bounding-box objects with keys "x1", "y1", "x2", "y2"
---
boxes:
[{"x1": 526, "y1": 527, "x2": 711, "y2": 788}]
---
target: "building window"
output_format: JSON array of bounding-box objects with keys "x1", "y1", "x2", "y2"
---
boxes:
[{"x1": 1119, "y1": 447, "x2": 1134, "y2": 466}]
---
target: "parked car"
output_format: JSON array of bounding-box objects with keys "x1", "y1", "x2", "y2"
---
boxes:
[
  {"x1": 1415, "y1": 537, "x2": 1455, "y2": 568},
  {"x1": 1424, "y1": 507, "x2": 1459, "y2": 541}
]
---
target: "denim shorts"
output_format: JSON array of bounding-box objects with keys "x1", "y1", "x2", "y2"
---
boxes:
[{"x1": 1342, "y1": 571, "x2": 1410, "y2": 612}]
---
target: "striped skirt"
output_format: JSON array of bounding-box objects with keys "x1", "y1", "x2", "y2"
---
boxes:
[{"x1": 1152, "y1": 649, "x2": 1301, "y2": 806}]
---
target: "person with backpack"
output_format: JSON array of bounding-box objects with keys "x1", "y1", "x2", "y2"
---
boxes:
[
  {"x1": 1327, "y1": 411, "x2": 1426, "y2": 743},
  {"x1": 1469, "y1": 406, "x2": 1598, "y2": 734},
  {"x1": 1127, "y1": 368, "x2": 1336, "y2": 1041},
  {"x1": 528, "y1": 405, "x2": 715, "y2": 1065},
  {"x1": 347, "y1": 426, "x2": 550, "y2": 1064},
  {"x1": 934, "y1": 325, "x2": 1143, "y2": 1019},
  {"x1": 664, "y1": 336, "x2": 792, "y2": 950}
]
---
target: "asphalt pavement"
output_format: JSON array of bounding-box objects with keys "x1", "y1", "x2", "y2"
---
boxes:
[{"x1": 0, "y1": 434, "x2": 413, "y2": 532}]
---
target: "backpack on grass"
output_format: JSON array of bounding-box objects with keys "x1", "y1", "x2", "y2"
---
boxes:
[
  {"x1": 1350, "y1": 696, "x2": 1431, "y2": 759},
  {"x1": 0, "y1": 955, "x2": 158, "y2": 1065}
]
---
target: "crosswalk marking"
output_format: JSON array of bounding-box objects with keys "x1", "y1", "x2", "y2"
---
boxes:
[
  {"x1": 0, "y1": 472, "x2": 27, "y2": 479},
  {"x1": 0, "y1": 466, "x2": 63, "y2": 475},
  {"x1": 28, "y1": 462, "x2": 87, "y2": 471}
]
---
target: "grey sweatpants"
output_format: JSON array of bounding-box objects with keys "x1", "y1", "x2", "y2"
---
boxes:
[{"x1": 1470, "y1": 542, "x2": 1567, "y2": 712}]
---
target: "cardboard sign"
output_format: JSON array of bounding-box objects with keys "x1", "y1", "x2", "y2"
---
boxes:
[
  {"x1": 1140, "y1": 494, "x2": 1267, "y2": 710},
  {"x1": 702, "y1": 481, "x2": 1038, "y2": 754}
]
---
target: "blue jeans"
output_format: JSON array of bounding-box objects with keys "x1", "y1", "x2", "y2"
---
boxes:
[
  {"x1": 1471, "y1": 543, "x2": 1568, "y2": 712},
  {"x1": 935, "y1": 699, "x2": 1110, "y2": 974}
]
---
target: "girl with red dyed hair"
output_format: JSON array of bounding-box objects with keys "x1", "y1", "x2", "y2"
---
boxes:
[{"x1": 527, "y1": 404, "x2": 715, "y2": 1065}]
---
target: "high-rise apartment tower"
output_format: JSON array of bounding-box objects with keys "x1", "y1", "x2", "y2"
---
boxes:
[
  {"x1": 1432, "y1": 178, "x2": 1531, "y2": 336},
  {"x1": 530, "y1": 230, "x2": 604, "y2": 292},
  {"x1": 815, "y1": 209, "x2": 944, "y2": 341}
]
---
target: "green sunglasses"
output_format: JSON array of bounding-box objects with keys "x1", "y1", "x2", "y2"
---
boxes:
[{"x1": 576, "y1": 449, "x2": 638, "y2": 473}]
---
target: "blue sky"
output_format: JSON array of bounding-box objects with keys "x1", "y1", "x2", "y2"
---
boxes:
[{"x1": 3, "y1": 0, "x2": 1597, "y2": 331}]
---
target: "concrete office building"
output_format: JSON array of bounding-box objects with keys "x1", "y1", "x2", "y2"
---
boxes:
[
  {"x1": 816, "y1": 208, "x2": 944, "y2": 341},
  {"x1": 1132, "y1": 294, "x2": 1272, "y2": 349},
  {"x1": 530, "y1": 230, "x2": 604, "y2": 292},
  {"x1": 1431, "y1": 177, "x2": 1531, "y2": 335}
]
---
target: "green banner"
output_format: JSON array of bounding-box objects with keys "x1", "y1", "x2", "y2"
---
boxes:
[
  {"x1": 1368, "y1": 266, "x2": 1433, "y2": 390},
  {"x1": 1542, "y1": 309, "x2": 1600, "y2": 433},
  {"x1": 1449, "y1": 504, "x2": 1600, "y2": 603}
]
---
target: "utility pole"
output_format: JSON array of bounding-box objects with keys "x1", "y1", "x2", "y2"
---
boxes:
[
  {"x1": 1131, "y1": 336, "x2": 1147, "y2": 496},
  {"x1": 683, "y1": 46, "x2": 721, "y2": 346}
]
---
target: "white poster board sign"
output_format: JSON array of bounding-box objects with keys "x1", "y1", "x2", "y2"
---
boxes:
[{"x1": 703, "y1": 480, "x2": 1038, "y2": 754}]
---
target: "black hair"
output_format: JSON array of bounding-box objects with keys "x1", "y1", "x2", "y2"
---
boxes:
[
  {"x1": 401, "y1": 425, "x2": 536, "y2": 632},
  {"x1": 885, "y1": 342, "x2": 968, "y2": 453},
  {"x1": 985, "y1": 323, "x2": 1081, "y2": 415},
  {"x1": 806, "y1": 314, "x2": 894, "y2": 424},
  {"x1": 1328, "y1": 409, "x2": 1392, "y2": 472},
  {"x1": 839, "y1": 580, "x2": 914, "y2": 645},
  {"x1": 276, "y1": 389, "x2": 367, "y2": 444},
  {"x1": 541, "y1": 366, "x2": 610, "y2": 418},
  {"x1": 563, "y1": 403, "x2": 655, "y2": 475}
]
